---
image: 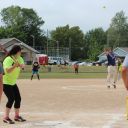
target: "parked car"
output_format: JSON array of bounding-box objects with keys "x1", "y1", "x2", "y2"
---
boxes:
[
  {"x1": 48, "y1": 56, "x2": 68, "y2": 65},
  {"x1": 48, "y1": 56, "x2": 63, "y2": 65},
  {"x1": 86, "y1": 62, "x2": 93, "y2": 66},
  {"x1": 71, "y1": 61, "x2": 81, "y2": 65},
  {"x1": 78, "y1": 62, "x2": 87, "y2": 66}
]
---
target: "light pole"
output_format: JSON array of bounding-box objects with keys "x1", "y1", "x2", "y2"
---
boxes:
[
  {"x1": 31, "y1": 35, "x2": 35, "y2": 49},
  {"x1": 69, "y1": 38, "x2": 72, "y2": 61},
  {"x1": 56, "y1": 41, "x2": 59, "y2": 57},
  {"x1": 46, "y1": 29, "x2": 49, "y2": 55}
]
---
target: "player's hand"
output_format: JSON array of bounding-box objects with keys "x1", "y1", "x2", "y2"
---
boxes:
[
  {"x1": 14, "y1": 62, "x2": 20, "y2": 68},
  {"x1": 19, "y1": 64, "x2": 25, "y2": 70}
]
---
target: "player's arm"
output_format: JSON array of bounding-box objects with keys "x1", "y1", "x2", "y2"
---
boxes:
[
  {"x1": 18, "y1": 56, "x2": 25, "y2": 70},
  {"x1": 38, "y1": 64, "x2": 40, "y2": 69},
  {"x1": 122, "y1": 55, "x2": 128, "y2": 90},
  {"x1": 3, "y1": 58, "x2": 20, "y2": 74},
  {"x1": 6, "y1": 63, "x2": 19, "y2": 73},
  {"x1": 122, "y1": 66, "x2": 128, "y2": 90}
]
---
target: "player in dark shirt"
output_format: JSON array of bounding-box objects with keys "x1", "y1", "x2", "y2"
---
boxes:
[
  {"x1": 31, "y1": 61, "x2": 40, "y2": 80},
  {"x1": 107, "y1": 52, "x2": 116, "y2": 66},
  {"x1": 104, "y1": 48, "x2": 117, "y2": 89}
]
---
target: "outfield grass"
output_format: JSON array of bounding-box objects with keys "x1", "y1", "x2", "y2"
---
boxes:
[
  {"x1": 19, "y1": 65, "x2": 107, "y2": 79},
  {"x1": 19, "y1": 72, "x2": 107, "y2": 79},
  {"x1": 22, "y1": 65, "x2": 107, "y2": 73}
]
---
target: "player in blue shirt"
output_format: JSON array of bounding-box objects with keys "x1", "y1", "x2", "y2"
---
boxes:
[{"x1": 104, "y1": 48, "x2": 117, "y2": 89}]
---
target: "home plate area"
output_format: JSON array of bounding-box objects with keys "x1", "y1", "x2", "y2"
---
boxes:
[{"x1": 0, "y1": 112, "x2": 128, "y2": 128}]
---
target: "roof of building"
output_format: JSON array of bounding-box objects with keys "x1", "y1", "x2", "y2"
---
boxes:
[
  {"x1": 0, "y1": 38, "x2": 39, "y2": 53},
  {"x1": 119, "y1": 47, "x2": 128, "y2": 52},
  {"x1": 98, "y1": 47, "x2": 128, "y2": 58}
]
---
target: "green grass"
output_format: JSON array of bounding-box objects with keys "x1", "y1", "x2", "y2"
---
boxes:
[
  {"x1": 19, "y1": 65, "x2": 107, "y2": 79},
  {"x1": 22, "y1": 65, "x2": 107, "y2": 73},
  {"x1": 19, "y1": 72, "x2": 107, "y2": 79}
]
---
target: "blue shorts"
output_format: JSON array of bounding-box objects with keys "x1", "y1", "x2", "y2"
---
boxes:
[{"x1": 32, "y1": 70, "x2": 39, "y2": 74}]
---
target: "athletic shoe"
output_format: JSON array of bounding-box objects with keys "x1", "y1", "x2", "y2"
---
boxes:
[
  {"x1": 107, "y1": 86, "x2": 110, "y2": 89},
  {"x1": 3, "y1": 117, "x2": 15, "y2": 124},
  {"x1": 113, "y1": 84, "x2": 116, "y2": 89},
  {"x1": 14, "y1": 116, "x2": 26, "y2": 122}
]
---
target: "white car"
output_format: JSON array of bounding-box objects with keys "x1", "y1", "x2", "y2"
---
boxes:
[
  {"x1": 48, "y1": 56, "x2": 65, "y2": 65},
  {"x1": 48, "y1": 57, "x2": 61, "y2": 65},
  {"x1": 71, "y1": 61, "x2": 79, "y2": 65},
  {"x1": 87, "y1": 62, "x2": 93, "y2": 66},
  {"x1": 78, "y1": 62, "x2": 87, "y2": 66}
]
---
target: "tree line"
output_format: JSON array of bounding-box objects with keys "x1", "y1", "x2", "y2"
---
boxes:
[{"x1": 0, "y1": 6, "x2": 128, "y2": 61}]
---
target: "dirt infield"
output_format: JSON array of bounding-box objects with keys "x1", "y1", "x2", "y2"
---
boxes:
[{"x1": 0, "y1": 79, "x2": 128, "y2": 128}]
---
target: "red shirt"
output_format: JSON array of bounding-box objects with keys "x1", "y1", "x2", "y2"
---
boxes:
[{"x1": 74, "y1": 64, "x2": 79, "y2": 69}]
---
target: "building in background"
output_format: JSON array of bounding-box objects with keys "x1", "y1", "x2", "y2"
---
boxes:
[
  {"x1": 98, "y1": 47, "x2": 128, "y2": 61},
  {"x1": 0, "y1": 38, "x2": 39, "y2": 64}
]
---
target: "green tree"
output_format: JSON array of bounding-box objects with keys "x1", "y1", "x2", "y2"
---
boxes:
[
  {"x1": 0, "y1": 27, "x2": 7, "y2": 38},
  {"x1": 50, "y1": 25, "x2": 70, "y2": 47},
  {"x1": 0, "y1": 6, "x2": 45, "y2": 47},
  {"x1": 69, "y1": 26, "x2": 85, "y2": 60},
  {"x1": 85, "y1": 28, "x2": 107, "y2": 61},
  {"x1": 51, "y1": 25, "x2": 85, "y2": 60},
  {"x1": 108, "y1": 11, "x2": 128, "y2": 48}
]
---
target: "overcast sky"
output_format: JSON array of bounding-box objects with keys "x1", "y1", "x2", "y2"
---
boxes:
[{"x1": 0, "y1": 0, "x2": 128, "y2": 32}]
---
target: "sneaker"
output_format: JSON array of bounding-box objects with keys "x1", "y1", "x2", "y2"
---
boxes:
[
  {"x1": 14, "y1": 116, "x2": 26, "y2": 122},
  {"x1": 113, "y1": 84, "x2": 116, "y2": 89},
  {"x1": 107, "y1": 86, "x2": 110, "y2": 89},
  {"x1": 3, "y1": 117, "x2": 15, "y2": 124}
]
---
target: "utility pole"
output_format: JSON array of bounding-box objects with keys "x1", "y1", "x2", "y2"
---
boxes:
[
  {"x1": 69, "y1": 38, "x2": 71, "y2": 61},
  {"x1": 31, "y1": 35, "x2": 35, "y2": 49},
  {"x1": 46, "y1": 29, "x2": 49, "y2": 55},
  {"x1": 56, "y1": 41, "x2": 59, "y2": 57}
]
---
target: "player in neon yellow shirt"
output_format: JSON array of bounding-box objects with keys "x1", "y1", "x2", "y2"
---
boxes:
[
  {"x1": 3, "y1": 56, "x2": 24, "y2": 85},
  {"x1": 3, "y1": 45, "x2": 26, "y2": 124}
]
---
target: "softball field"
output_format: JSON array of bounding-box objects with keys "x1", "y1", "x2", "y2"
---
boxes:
[{"x1": 0, "y1": 79, "x2": 128, "y2": 128}]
